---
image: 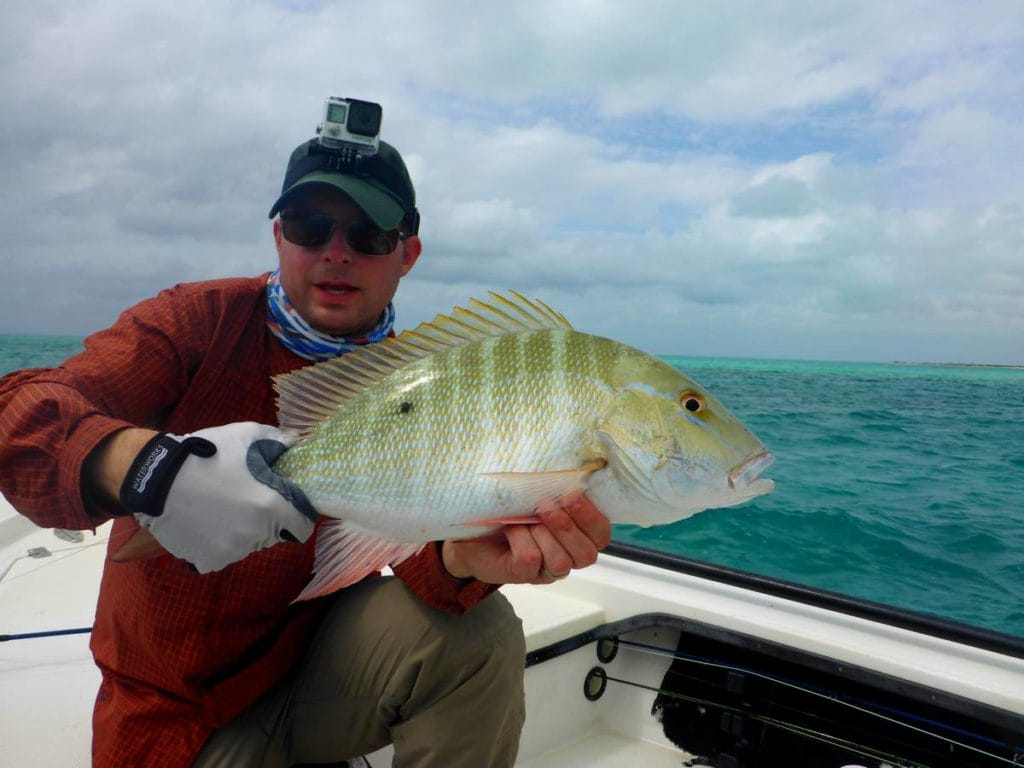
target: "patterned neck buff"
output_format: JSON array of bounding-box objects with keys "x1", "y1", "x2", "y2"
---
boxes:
[{"x1": 265, "y1": 269, "x2": 395, "y2": 361}]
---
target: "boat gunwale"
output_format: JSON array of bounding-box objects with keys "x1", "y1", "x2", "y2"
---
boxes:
[
  {"x1": 604, "y1": 540, "x2": 1024, "y2": 660},
  {"x1": 526, "y1": 609, "x2": 1024, "y2": 742}
]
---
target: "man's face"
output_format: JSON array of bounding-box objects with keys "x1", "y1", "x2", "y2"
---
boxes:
[{"x1": 274, "y1": 186, "x2": 421, "y2": 337}]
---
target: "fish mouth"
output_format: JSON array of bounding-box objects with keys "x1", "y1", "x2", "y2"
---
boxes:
[{"x1": 728, "y1": 451, "x2": 775, "y2": 489}]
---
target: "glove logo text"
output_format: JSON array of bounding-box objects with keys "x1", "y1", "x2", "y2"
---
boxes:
[{"x1": 131, "y1": 445, "x2": 169, "y2": 493}]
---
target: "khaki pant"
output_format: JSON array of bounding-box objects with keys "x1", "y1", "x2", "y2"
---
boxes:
[{"x1": 193, "y1": 577, "x2": 526, "y2": 768}]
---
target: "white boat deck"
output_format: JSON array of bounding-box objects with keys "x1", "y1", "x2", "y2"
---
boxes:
[
  {"x1": 4, "y1": 496, "x2": 1024, "y2": 765},
  {"x1": 0, "y1": 501, "x2": 694, "y2": 765},
  {"x1": 0, "y1": 511, "x2": 109, "y2": 764}
]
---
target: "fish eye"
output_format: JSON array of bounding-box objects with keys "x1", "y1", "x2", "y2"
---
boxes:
[{"x1": 679, "y1": 391, "x2": 706, "y2": 414}]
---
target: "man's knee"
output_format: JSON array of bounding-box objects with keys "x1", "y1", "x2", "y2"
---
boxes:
[
  {"x1": 388, "y1": 588, "x2": 526, "y2": 766},
  {"x1": 400, "y1": 584, "x2": 526, "y2": 689},
  {"x1": 311, "y1": 577, "x2": 525, "y2": 687},
  {"x1": 448, "y1": 590, "x2": 525, "y2": 661}
]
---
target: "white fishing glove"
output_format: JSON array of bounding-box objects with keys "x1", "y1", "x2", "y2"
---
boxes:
[{"x1": 118, "y1": 422, "x2": 318, "y2": 573}]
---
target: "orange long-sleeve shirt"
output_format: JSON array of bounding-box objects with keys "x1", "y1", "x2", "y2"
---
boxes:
[{"x1": 0, "y1": 275, "x2": 493, "y2": 767}]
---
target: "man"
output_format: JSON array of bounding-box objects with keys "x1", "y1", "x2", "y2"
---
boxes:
[{"x1": 0, "y1": 112, "x2": 611, "y2": 767}]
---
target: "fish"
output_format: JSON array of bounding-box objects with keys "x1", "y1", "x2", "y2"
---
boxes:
[
  {"x1": 269, "y1": 291, "x2": 775, "y2": 601},
  {"x1": 113, "y1": 291, "x2": 774, "y2": 599}
]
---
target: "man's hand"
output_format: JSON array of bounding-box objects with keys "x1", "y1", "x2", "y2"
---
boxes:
[
  {"x1": 99, "y1": 422, "x2": 317, "y2": 572},
  {"x1": 441, "y1": 496, "x2": 611, "y2": 585}
]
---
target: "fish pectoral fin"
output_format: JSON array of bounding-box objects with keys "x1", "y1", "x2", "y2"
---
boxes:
[
  {"x1": 479, "y1": 460, "x2": 608, "y2": 513},
  {"x1": 594, "y1": 431, "x2": 662, "y2": 505},
  {"x1": 293, "y1": 520, "x2": 425, "y2": 603}
]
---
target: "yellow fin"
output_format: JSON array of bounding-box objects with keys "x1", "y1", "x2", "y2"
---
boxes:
[{"x1": 274, "y1": 291, "x2": 574, "y2": 440}]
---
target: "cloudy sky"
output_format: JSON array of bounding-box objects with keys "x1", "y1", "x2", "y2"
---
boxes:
[{"x1": 3, "y1": 2, "x2": 1022, "y2": 364}]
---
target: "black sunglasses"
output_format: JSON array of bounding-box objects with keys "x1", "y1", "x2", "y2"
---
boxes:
[{"x1": 280, "y1": 213, "x2": 407, "y2": 255}]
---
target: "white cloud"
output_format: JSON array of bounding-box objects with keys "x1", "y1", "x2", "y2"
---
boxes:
[{"x1": 1, "y1": 0, "x2": 1023, "y2": 365}]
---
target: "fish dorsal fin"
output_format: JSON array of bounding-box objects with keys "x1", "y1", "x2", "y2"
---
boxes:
[{"x1": 274, "y1": 290, "x2": 573, "y2": 440}]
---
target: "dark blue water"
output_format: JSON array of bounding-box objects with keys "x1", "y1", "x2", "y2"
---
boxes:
[{"x1": 3, "y1": 337, "x2": 1022, "y2": 637}]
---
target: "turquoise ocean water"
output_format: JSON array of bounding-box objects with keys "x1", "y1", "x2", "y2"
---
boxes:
[{"x1": 2, "y1": 335, "x2": 1022, "y2": 638}]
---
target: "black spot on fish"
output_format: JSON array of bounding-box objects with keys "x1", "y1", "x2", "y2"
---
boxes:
[{"x1": 398, "y1": 401, "x2": 414, "y2": 414}]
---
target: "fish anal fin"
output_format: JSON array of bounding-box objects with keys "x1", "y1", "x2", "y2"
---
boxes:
[{"x1": 293, "y1": 519, "x2": 425, "y2": 602}]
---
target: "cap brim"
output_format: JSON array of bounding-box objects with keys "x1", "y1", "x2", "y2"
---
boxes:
[{"x1": 268, "y1": 172, "x2": 406, "y2": 229}]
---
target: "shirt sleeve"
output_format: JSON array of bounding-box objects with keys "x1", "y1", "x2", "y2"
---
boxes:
[
  {"x1": 0, "y1": 285, "x2": 217, "y2": 529},
  {"x1": 392, "y1": 542, "x2": 498, "y2": 615}
]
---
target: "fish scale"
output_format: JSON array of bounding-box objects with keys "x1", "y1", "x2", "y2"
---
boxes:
[
  {"x1": 280, "y1": 330, "x2": 609, "y2": 524},
  {"x1": 269, "y1": 291, "x2": 774, "y2": 601}
]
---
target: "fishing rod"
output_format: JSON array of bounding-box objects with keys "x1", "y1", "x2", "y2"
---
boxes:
[
  {"x1": 1, "y1": 531, "x2": 104, "y2": 642},
  {"x1": 0, "y1": 530, "x2": 107, "y2": 586},
  {"x1": 618, "y1": 636, "x2": 1018, "y2": 753},
  {"x1": 591, "y1": 667, "x2": 913, "y2": 768},
  {"x1": 587, "y1": 636, "x2": 1024, "y2": 767},
  {"x1": 1, "y1": 627, "x2": 93, "y2": 642}
]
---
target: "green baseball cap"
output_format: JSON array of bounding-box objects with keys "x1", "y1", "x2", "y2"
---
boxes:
[{"x1": 268, "y1": 139, "x2": 419, "y2": 233}]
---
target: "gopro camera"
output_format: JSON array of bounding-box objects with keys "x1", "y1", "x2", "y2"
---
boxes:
[{"x1": 317, "y1": 97, "x2": 382, "y2": 156}]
